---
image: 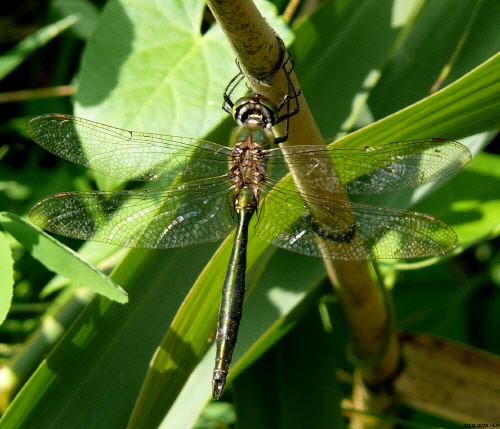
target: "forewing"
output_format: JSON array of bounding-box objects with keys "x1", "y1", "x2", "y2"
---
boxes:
[
  {"x1": 29, "y1": 179, "x2": 236, "y2": 248},
  {"x1": 27, "y1": 114, "x2": 231, "y2": 182},
  {"x1": 265, "y1": 139, "x2": 471, "y2": 195},
  {"x1": 256, "y1": 178, "x2": 457, "y2": 260}
]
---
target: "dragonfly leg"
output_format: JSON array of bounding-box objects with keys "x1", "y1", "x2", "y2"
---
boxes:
[
  {"x1": 273, "y1": 53, "x2": 301, "y2": 144},
  {"x1": 275, "y1": 54, "x2": 301, "y2": 124},
  {"x1": 222, "y1": 66, "x2": 246, "y2": 115}
]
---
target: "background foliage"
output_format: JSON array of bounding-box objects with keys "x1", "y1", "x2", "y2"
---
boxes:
[{"x1": 0, "y1": 0, "x2": 499, "y2": 428}]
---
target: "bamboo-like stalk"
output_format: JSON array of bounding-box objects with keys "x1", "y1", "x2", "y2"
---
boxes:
[{"x1": 206, "y1": 0, "x2": 401, "y2": 426}]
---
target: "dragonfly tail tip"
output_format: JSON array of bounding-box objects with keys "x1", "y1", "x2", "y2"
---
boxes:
[{"x1": 212, "y1": 374, "x2": 227, "y2": 400}]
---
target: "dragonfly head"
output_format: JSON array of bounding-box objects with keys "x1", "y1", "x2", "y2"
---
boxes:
[{"x1": 232, "y1": 95, "x2": 279, "y2": 130}]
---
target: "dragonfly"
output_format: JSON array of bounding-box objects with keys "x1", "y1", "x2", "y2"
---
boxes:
[{"x1": 27, "y1": 57, "x2": 471, "y2": 400}]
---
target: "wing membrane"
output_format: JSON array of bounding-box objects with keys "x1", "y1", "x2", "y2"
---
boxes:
[
  {"x1": 30, "y1": 178, "x2": 236, "y2": 248},
  {"x1": 28, "y1": 115, "x2": 468, "y2": 259},
  {"x1": 27, "y1": 114, "x2": 232, "y2": 182},
  {"x1": 256, "y1": 178, "x2": 457, "y2": 260},
  {"x1": 265, "y1": 139, "x2": 471, "y2": 195}
]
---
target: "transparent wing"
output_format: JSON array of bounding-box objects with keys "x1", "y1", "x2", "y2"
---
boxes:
[
  {"x1": 265, "y1": 139, "x2": 471, "y2": 195},
  {"x1": 30, "y1": 178, "x2": 236, "y2": 248},
  {"x1": 27, "y1": 114, "x2": 232, "y2": 182},
  {"x1": 256, "y1": 178, "x2": 457, "y2": 260}
]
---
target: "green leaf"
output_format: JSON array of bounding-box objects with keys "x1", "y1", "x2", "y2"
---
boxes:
[
  {"x1": 74, "y1": 0, "x2": 293, "y2": 136},
  {"x1": 0, "y1": 244, "x2": 218, "y2": 429},
  {"x1": 0, "y1": 231, "x2": 14, "y2": 325},
  {"x1": 127, "y1": 236, "x2": 234, "y2": 428},
  {"x1": 0, "y1": 213, "x2": 127, "y2": 303}
]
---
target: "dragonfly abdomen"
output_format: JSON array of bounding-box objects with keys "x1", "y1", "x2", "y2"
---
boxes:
[{"x1": 212, "y1": 187, "x2": 256, "y2": 400}]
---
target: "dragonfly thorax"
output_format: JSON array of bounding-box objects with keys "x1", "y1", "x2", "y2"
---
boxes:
[
  {"x1": 229, "y1": 132, "x2": 267, "y2": 208},
  {"x1": 232, "y1": 95, "x2": 279, "y2": 129}
]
